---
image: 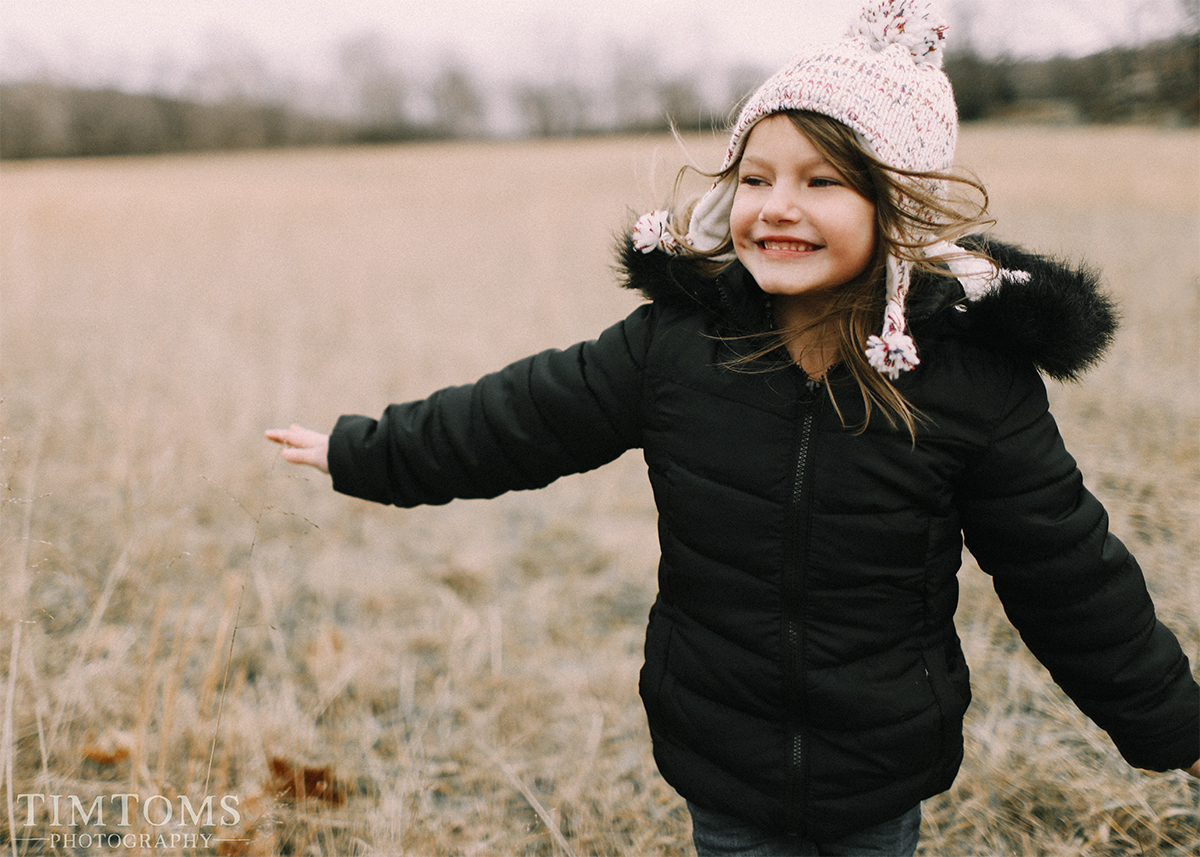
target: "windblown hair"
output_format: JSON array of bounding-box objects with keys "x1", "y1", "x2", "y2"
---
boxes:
[{"x1": 666, "y1": 110, "x2": 994, "y2": 438}]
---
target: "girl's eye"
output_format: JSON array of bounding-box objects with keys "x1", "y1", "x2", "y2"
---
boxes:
[
  {"x1": 739, "y1": 175, "x2": 769, "y2": 187},
  {"x1": 810, "y1": 177, "x2": 843, "y2": 188}
]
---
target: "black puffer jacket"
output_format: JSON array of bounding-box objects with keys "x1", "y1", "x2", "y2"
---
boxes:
[{"x1": 328, "y1": 236, "x2": 1199, "y2": 839}]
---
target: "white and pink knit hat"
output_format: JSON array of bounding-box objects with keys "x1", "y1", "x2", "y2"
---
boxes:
[{"x1": 634, "y1": 0, "x2": 960, "y2": 378}]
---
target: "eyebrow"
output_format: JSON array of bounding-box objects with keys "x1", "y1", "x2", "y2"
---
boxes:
[{"x1": 740, "y1": 153, "x2": 832, "y2": 171}]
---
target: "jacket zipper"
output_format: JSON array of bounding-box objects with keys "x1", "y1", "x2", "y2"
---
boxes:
[{"x1": 784, "y1": 378, "x2": 819, "y2": 833}]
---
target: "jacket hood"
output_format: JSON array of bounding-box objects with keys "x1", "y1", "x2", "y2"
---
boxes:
[{"x1": 615, "y1": 232, "x2": 1118, "y2": 382}]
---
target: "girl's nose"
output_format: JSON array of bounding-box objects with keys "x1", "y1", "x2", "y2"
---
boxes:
[{"x1": 760, "y1": 186, "x2": 802, "y2": 223}]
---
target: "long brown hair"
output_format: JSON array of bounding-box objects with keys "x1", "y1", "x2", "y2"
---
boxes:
[{"x1": 667, "y1": 110, "x2": 994, "y2": 438}]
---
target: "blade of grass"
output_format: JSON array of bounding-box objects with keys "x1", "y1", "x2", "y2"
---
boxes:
[
  {"x1": 4, "y1": 622, "x2": 20, "y2": 857},
  {"x1": 204, "y1": 580, "x2": 245, "y2": 795},
  {"x1": 479, "y1": 742, "x2": 579, "y2": 857}
]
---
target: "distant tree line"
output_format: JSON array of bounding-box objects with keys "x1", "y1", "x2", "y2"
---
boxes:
[
  {"x1": 1, "y1": 33, "x2": 1196, "y2": 160},
  {"x1": 946, "y1": 33, "x2": 1199, "y2": 123},
  {"x1": 0, "y1": 84, "x2": 357, "y2": 158}
]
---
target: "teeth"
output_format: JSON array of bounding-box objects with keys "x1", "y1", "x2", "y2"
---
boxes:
[{"x1": 761, "y1": 240, "x2": 817, "y2": 251}]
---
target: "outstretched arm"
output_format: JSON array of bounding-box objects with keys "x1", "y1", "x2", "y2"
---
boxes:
[
  {"x1": 959, "y1": 364, "x2": 1199, "y2": 774},
  {"x1": 265, "y1": 424, "x2": 330, "y2": 473},
  {"x1": 323, "y1": 312, "x2": 650, "y2": 508}
]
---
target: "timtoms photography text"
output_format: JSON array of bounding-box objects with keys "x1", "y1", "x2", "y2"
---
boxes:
[{"x1": 15, "y1": 792, "x2": 242, "y2": 850}]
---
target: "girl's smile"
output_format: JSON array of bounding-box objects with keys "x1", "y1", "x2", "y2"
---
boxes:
[
  {"x1": 730, "y1": 115, "x2": 877, "y2": 308},
  {"x1": 758, "y1": 238, "x2": 821, "y2": 253}
]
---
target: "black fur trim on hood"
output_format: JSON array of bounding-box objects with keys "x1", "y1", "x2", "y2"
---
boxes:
[
  {"x1": 955, "y1": 236, "x2": 1118, "y2": 381},
  {"x1": 615, "y1": 232, "x2": 1118, "y2": 382},
  {"x1": 614, "y1": 232, "x2": 728, "y2": 312}
]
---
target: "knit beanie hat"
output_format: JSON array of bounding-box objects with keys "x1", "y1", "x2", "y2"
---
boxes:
[{"x1": 633, "y1": 0, "x2": 960, "y2": 378}]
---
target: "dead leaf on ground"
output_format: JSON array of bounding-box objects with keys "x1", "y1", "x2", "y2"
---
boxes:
[{"x1": 267, "y1": 756, "x2": 346, "y2": 806}]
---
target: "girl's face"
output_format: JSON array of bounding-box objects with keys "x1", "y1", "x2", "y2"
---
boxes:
[{"x1": 730, "y1": 114, "x2": 877, "y2": 303}]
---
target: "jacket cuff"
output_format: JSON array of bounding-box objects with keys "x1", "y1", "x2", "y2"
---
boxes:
[
  {"x1": 327, "y1": 413, "x2": 387, "y2": 504},
  {"x1": 1122, "y1": 709, "x2": 1200, "y2": 772}
]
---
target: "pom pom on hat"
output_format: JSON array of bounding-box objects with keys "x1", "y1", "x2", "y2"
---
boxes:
[
  {"x1": 866, "y1": 330, "x2": 921, "y2": 379},
  {"x1": 850, "y1": 0, "x2": 948, "y2": 69},
  {"x1": 633, "y1": 209, "x2": 680, "y2": 254}
]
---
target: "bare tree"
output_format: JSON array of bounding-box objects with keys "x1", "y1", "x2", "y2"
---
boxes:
[
  {"x1": 338, "y1": 32, "x2": 408, "y2": 129},
  {"x1": 1182, "y1": 0, "x2": 1200, "y2": 32},
  {"x1": 186, "y1": 30, "x2": 279, "y2": 104},
  {"x1": 0, "y1": 84, "x2": 73, "y2": 157},
  {"x1": 657, "y1": 77, "x2": 708, "y2": 132},
  {"x1": 609, "y1": 44, "x2": 668, "y2": 131},
  {"x1": 431, "y1": 62, "x2": 485, "y2": 138},
  {"x1": 513, "y1": 80, "x2": 591, "y2": 137}
]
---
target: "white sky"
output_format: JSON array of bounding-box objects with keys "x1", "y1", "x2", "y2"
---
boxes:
[{"x1": 2, "y1": 0, "x2": 1192, "y2": 91}]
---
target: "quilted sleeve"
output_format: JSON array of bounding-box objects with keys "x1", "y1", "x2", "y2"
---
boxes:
[
  {"x1": 326, "y1": 305, "x2": 651, "y2": 507},
  {"x1": 957, "y1": 362, "x2": 1199, "y2": 772}
]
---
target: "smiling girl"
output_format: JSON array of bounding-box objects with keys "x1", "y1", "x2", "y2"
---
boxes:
[{"x1": 268, "y1": 1, "x2": 1199, "y2": 853}]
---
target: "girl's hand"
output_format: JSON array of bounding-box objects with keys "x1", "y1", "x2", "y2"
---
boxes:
[
  {"x1": 265, "y1": 424, "x2": 330, "y2": 473},
  {"x1": 1186, "y1": 759, "x2": 1200, "y2": 778}
]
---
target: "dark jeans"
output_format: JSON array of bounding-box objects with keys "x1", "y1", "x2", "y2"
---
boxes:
[{"x1": 688, "y1": 801, "x2": 921, "y2": 857}]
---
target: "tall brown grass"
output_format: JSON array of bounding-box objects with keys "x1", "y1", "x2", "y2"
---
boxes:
[{"x1": 1, "y1": 126, "x2": 1197, "y2": 855}]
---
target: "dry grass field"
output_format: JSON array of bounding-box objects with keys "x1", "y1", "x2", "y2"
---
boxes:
[{"x1": 1, "y1": 125, "x2": 1197, "y2": 855}]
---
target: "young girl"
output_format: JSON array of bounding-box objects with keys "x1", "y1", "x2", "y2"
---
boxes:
[{"x1": 268, "y1": 1, "x2": 1199, "y2": 853}]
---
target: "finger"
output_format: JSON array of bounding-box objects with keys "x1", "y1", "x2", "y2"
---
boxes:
[
  {"x1": 266, "y1": 425, "x2": 317, "y2": 447},
  {"x1": 280, "y1": 447, "x2": 308, "y2": 464},
  {"x1": 280, "y1": 444, "x2": 329, "y2": 473},
  {"x1": 288, "y1": 424, "x2": 324, "y2": 444}
]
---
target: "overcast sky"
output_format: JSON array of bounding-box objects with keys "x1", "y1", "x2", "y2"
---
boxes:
[{"x1": 2, "y1": 0, "x2": 1193, "y2": 92}]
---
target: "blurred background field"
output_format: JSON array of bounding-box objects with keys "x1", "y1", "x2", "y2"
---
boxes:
[{"x1": 1, "y1": 123, "x2": 1197, "y2": 855}]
